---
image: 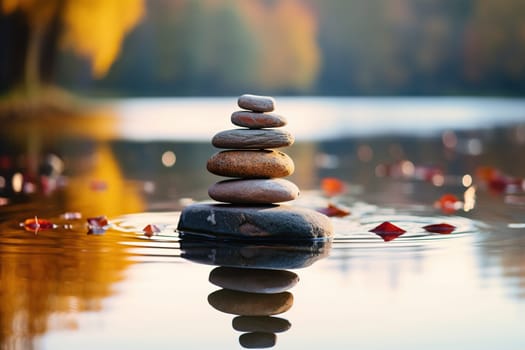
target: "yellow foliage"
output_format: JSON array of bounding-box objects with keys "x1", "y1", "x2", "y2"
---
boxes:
[
  {"x1": 61, "y1": 0, "x2": 145, "y2": 78},
  {"x1": 1, "y1": 0, "x2": 145, "y2": 79}
]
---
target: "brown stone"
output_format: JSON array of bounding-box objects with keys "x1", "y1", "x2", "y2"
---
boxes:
[
  {"x1": 208, "y1": 289, "x2": 293, "y2": 316},
  {"x1": 208, "y1": 178, "x2": 299, "y2": 204},
  {"x1": 231, "y1": 111, "x2": 287, "y2": 129},
  {"x1": 209, "y1": 267, "x2": 299, "y2": 293},
  {"x1": 238, "y1": 94, "x2": 275, "y2": 112},
  {"x1": 212, "y1": 128, "x2": 294, "y2": 149},
  {"x1": 206, "y1": 150, "x2": 294, "y2": 178}
]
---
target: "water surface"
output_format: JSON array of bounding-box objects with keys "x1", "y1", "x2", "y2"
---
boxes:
[{"x1": 1, "y1": 97, "x2": 524, "y2": 349}]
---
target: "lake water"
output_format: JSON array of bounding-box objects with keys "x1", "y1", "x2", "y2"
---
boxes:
[{"x1": 0, "y1": 97, "x2": 524, "y2": 349}]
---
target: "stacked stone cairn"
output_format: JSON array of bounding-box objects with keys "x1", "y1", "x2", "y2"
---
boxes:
[
  {"x1": 208, "y1": 94, "x2": 297, "y2": 205},
  {"x1": 177, "y1": 94, "x2": 333, "y2": 241}
]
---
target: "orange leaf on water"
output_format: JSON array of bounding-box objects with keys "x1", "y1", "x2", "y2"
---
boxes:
[
  {"x1": 87, "y1": 215, "x2": 108, "y2": 227},
  {"x1": 24, "y1": 216, "x2": 54, "y2": 233},
  {"x1": 369, "y1": 221, "x2": 406, "y2": 242},
  {"x1": 143, "y1": 224, "x2": 161, "y2": 238},
  {"x1": 434, "y1": 194, "x2": 460, "y2": 214},
  {"x1": 423, "y1": 223, "x2": 456, "y2": 234},
  {"x1": 321, "y1": 177, "x2": 346, "y2": 197},
  {"x1": 317, "y1": 203, "x2": 350, "y2": 217}
]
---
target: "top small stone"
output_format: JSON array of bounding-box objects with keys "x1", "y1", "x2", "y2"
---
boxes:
[{"x1": 238, "y1": 94, "x2": 275, "y2": 112}]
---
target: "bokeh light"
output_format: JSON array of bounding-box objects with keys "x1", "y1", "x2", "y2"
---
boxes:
[{"x1": 161, "y1": 151, "x2": 177, "y2": 167}]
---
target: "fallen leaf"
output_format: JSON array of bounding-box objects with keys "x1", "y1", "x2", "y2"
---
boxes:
[
  {"x1": 23, "y1": 216, "x2": 54, "y2": 234},
  {"x1": 317, "y1": 203, "x2": 351, "y2": 217},
  {"x1": 321, "y1": 177, "x2": 346, "y2": 197},
  {"x1": 143, "y1": 224, "x2": 161, "y2": 238},
  {"x1": 369, "y1": 221, "x2": 406, "y2": 242},
  {"x1": 87, "y1": 215, "x2": 108, "y2": 227},
  {"x1": 423, "y1": 223, "x2": 456, "y2": 234},
  {"x1": 434, "y1": 194, "x2": 460, "y2": 214},
  {"x1": 475, "y1": 166, "x2": 523, "y2": 194}
]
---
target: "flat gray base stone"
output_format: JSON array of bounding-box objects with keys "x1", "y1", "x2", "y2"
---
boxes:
[{"x1": 177, "y1": 203, "x2": 333, "y2": 240}]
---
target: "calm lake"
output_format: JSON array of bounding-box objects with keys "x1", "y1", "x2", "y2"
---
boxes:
[{"x1": 1, "y1": 97, "x2": 525, "y2": 350}]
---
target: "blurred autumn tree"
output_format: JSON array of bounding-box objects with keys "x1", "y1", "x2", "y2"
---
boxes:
[
  {"x1": 79, "y1": 0, "x2": 320, "y2": 95},
  {"x1": 1, "y1": 0, "x2": 524, "y2": 96},
  {"x1": 0, "y1": 0, "x2": 144, "y2": 97}
]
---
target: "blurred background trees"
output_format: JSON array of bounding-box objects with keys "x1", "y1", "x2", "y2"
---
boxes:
[
  {"x1": 1, "y1": 0, "x2": 524, "y2": 97},
  {"x1": 0, "y1": 0, "x2": 144, "y2": 97}
]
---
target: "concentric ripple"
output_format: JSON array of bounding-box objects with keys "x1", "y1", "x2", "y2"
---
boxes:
[
  {"x1": 110, "y1": 200, "x2": 486, "y2": 261},
  {"x1": 111, "y1": 212, "x2": 182, "y2": 261}
]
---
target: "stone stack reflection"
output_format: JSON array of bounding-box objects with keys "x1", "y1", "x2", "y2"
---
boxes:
[{"x1": 207, "y1": 266, "x2": 297, "y2": 348}]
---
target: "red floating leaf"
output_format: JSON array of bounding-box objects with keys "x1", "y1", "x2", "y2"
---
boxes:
[
  {"x1": 321, "y1": 177, "x2": 346, "y2": 197},
  {"x1": 434, "y1": 194, "x2": 460, "y2": 214},
  {"x1": 24, "y1": 216, "x2": 54, "y2": 233},
  {"x1": 423, "y1": 223, "x2": 456, "y2": 234},
  {"x1": 475, "y1": 166, "x2": 524, "y2": 194},
  {"x1": 317, "y1": 203, "x2": 351, "y2": 217},
  {"x1": 369, "y1": 221, "x2": 406, "y2": 242},
  {"x1": 488, "y1": 175, "x2": 521, "y2": 194},
  {"x1": 87, "y1": 215, "x2": 108, "y2": 227},
  {"x1": 143, "y1": 224, "x2": 161, "y2": 238}
]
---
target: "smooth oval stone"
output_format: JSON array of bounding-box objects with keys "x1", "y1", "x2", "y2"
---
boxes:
[
  {"x1": 209, "y1": 267, "x2": 299, "y2": 294},
  {"x1": 208, "y1": 289, "x2": 293, "y2": 316},
  {"x1": 231, "y1": 111, "x2": 287, "y2": 129},
  {"x1": 238, "y1": 94, "x2": 275, "y2": 112},
  {"x1": 239, "y1": 332, "x2": 277, "y2": 349},
  {"x1": 208, "y1": 179, "x2": 299, "y2": 204},
  {"x1": 180, "y1": 239, "x2": 331, "y2": 270},
  {"x1": 233, "y1": 316, "x2": 291, "y2": 333},
  {"x1": 177, "y1": 203, "x2": 333, "y2": 240},
  {"x1": 207, "y1": 150, "x2": 294, "y2": 178},
  {"x1": 212, "y1": 129, "x2": 294, "y2": 149}
]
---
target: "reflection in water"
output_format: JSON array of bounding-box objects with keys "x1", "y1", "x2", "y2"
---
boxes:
[
  {"x1": 208, "y1": 273, "x2": 293, "y2": 349},
  {"x1": 181, "y1": 239, "x2": 331, "y2": 348},
  {"x1": 1, "y1": 101, "x2": 525, "y2": 349},
  {"x1": 0, "y1": 225, "x2": 132, "y2": 350},
  {"x1": 0, "y1": 110, "x2": 143, "y2": 349},
  {"x1": 180, "y1": 238, "x2": 331, "y2": 270}
]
